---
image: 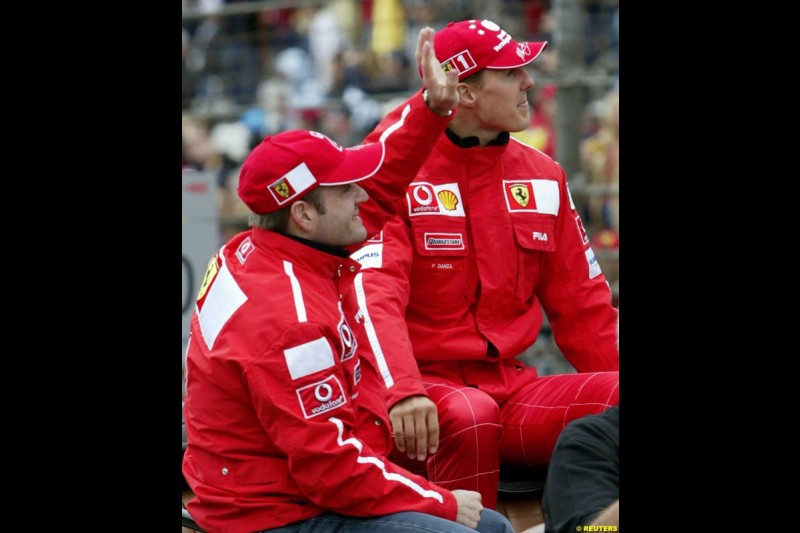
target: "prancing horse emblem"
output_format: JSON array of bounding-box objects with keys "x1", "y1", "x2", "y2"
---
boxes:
[
  {"x1": 272, "y1": 181, "x2": 290, "y2": 198},
  {"x1": 510, "y1": 184, "x2": 529, "y2": 207}
]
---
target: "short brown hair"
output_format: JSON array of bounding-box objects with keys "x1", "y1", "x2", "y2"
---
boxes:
[{"x1": 248, "y1": 187, "x2": 326, "y2": 232}]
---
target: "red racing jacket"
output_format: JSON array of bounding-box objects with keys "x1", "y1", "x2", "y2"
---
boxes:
[
  {"x1": 183, "y1": 92, "x2": 458, "y2": 533},
  {"x1": 352, "y1": 99, "x2": 619, "y2": 409}
]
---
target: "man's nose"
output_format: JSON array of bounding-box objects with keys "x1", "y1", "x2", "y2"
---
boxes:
[{"x1": 354, "y1": 184, "x2": 369, "y2": 204}]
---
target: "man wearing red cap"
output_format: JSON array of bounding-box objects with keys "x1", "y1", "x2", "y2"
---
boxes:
[
  {"x1": 182, "y1": 28, "x2": 514, "y2": 533},
  {"x1": 352, "y1": 19, "x2": 620, "y2": 509}
]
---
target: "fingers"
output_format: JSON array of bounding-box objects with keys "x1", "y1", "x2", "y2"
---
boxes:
[
  {"x1": 389, "y1": 396, "x2": 440, "y2": 461},
  {"x1": 389, "y1": 412, "x2": 407, "y2": 453},
  {"x1": 426, "y1": 409, "x2": 439, "y2": 455},
  {"x1": 414, "y1": 415, "x2": 428, "y2": 461},
  {"x1": 403, "y1": 413, "x2": 418, "y2": 459},
  {"x1": 415, "y1": 27, "x2": 434, "y2": 66}
]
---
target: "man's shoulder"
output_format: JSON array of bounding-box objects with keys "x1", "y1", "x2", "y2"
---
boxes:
[{"x1": 507, "y1": 136, "x2": 563, "y2": 174}]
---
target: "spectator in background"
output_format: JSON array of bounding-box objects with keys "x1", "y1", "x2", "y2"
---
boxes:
[
  {"x1": 182, "y1": 28, "x2": 195, "y2": 109},
  {"x1": 308, "y1": 6, "x2": 348, "y2": 95},
  {"x1": 371, "y1": 0, "x2": 407, "y2": 58},
  {"x1": 351, "y1": 19, "x2": 619, "y2": 511},
  {"x1": 580, "y1": 87, "x2": 619, "y2": 234}
]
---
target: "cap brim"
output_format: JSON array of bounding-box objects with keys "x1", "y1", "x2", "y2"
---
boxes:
[
  {"x1": 318, "y1": 141, "x2": 386, "y2": 186},
  {"x1": 485, "y1": 41, "x2": 548, "y2": 71}
]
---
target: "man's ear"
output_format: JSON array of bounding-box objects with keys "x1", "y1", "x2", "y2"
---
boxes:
[
  {"x1": 457, "y1": 83, "x2": 478, "y2": 108},
  {"x1": 288, "y1": 200, "x2": 315, "y2": 234}
]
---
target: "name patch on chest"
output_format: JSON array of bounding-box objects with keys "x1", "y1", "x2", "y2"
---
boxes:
[{"x1": 425, "y1": 261, "x2": 465, "y2": 272}]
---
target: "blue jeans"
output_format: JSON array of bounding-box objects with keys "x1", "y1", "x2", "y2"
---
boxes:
[{"x1": 258, "y1": 509, "x2": 514, "y2": 533}]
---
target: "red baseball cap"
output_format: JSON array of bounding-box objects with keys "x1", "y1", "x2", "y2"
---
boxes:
[
  {"x1": 237, "y1": 130, "x2": 385, "y2": 214},
  {"x1": 434, "y1": 20, "x2": 547, "y2": 81}
]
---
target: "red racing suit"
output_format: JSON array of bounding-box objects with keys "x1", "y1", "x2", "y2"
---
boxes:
[
  {"x1": 353, "y1": 102, "x2": 619, "y2": 412},
  {"x1": 183, "y1": 92, "x2": 459, "y2": 533}
]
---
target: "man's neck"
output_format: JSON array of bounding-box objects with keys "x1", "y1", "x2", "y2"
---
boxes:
[
  {"x1": 283, "y1": 233, "x2": 351, "y2": 258},
  {"x1": 445, "y1": 127, "x2": 510, "y2": 148}
]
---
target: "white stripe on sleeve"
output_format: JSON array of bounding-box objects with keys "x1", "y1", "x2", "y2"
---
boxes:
[
  {"x1": 354, "y1": 273, "x2": 394, "y2": 388},
  {"x1": 329, "y1": 417, "x2": 443, "y2": 503},
  {"x1": 378, "y1": 103, "x2": 411, "y2": 143},
  {"x1": 283, "y1": 260, "x2": 307, "y2": 323}
]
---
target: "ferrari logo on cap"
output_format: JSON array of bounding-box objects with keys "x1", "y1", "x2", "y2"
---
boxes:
[
  {"x1": 272, "y1": 180, "x2": 291, "y2": 199},
  {"x1": 509, "y1": 184, "x2": 531, "y2": 207}
]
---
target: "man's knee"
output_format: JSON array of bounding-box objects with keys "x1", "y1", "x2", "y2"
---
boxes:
[{"x1": 437, "y1": 387, "x2": 501, "y2": 432}]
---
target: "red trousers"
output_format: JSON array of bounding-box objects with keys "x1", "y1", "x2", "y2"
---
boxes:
[{"x1": 390, "y1": 371, "x2": 619, "y2": 509}]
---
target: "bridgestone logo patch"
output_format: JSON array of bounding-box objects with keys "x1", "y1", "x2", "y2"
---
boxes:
[{"x1": 424, "y1": 232, "x2": 465, "y2": 251}]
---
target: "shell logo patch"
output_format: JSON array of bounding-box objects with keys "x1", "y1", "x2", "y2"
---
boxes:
[{"x1": 437, "y1": 190, "x2": 459, "y2": 211}]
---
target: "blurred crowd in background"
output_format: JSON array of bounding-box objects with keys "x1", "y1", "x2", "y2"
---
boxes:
[{"x1": 181, "y1": 0, "x2": 619, "y2": 373}]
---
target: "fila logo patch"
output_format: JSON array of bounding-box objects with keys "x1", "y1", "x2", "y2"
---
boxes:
[
  {"x1": 424, "y1": 232, "x2": 465, "y2": 251},
  {"x1": 533, "y1": 231, "x2": 548, "y2": 241},
  {"x1": 296, "y1": 375, "x2": 347, "y2": 419},
  {"x1": 502, "y1": 179, "x2": 559, "y2": 214}
]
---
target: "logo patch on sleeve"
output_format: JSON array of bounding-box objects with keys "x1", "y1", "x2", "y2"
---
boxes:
[
  {"x1": 296, "y1": 375, "x2": 347, "y2": 419},
  {"x1": 585, "y1": 248, "x2": 603, "y2": 279},
  {"x1": 196, "y1": 253, "x2": 222, "y2": 310},
  {"x1": 424, "y1": 232, "x2": 465, "y2": 251},
  {"x1": 350, "y1": 242, "x2": 383, "y2": 270},
  {"x1": 575, "y1": 215, "x2": 590, "y2": 245},
  {"x1": 234, "y1": 236, "x2": 256, "y2": 264},
  {"x1": 283, "y1": 337, "x2": 335, "y2": 380},
  {"x1": 337, "y1": 302, "x2": 358, "y2": 362}
]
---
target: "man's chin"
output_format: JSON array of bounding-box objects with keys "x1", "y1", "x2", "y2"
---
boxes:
[{"x1": 343, "y1": 228, "x2": 368, "y2": 248}]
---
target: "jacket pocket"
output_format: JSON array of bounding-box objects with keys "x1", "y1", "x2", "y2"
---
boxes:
[
  {"x1": 511, "y1": 220, "x2": 556, "y2": 253},
  {"x1": 410, "y1": 225, "x2": 471, "y2": 311},
  {"x1": 510, "y1": 218, "x2": 556, "y2": 302}
]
